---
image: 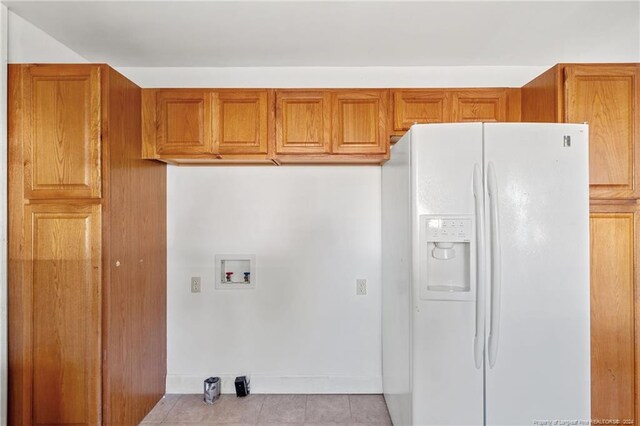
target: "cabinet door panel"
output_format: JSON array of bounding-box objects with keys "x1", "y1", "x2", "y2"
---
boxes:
[
  {"x1": 156, "y1": 90, "x2": 212, "y2": 155},
  {"x1": 213, "y1": 90, "x2": 269, "y2": 155},
  {"x1": 392, "y1": 90, "x2": 450, "y2": 131},
  {"x1": 275, "y1": 91, "x2": 330, "y2": 154},
  {"x1": 452, "y1": 90, "x2": 507, "y2": 122},
  {"x1": 23, "y1": 65, "x2": 101, "y2": 199},
  {"x1": 24, "y1": 203, "x2": 101, "y2": 425},
  {"x1": 332, "y1": 90, "x2": 388, "y2": 155},
  {"x1": 590, "y1": 210, "x2": 637, "y2": 423},
  {"x1": 565, "y1": 65, "x2": 639, "y2": 199}
]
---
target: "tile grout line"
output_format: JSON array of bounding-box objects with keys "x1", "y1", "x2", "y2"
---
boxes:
[
  {"x1": 256, "y1": 394, "x2": 266, "y2": 425},
  {"x1": 159, "y1": 394, "x2": 181, "y2": 425},
  {"x1": 303, "y1": 394, "x2": 308, "y2": 424},
  {"x1": 158, "y1": 394, "x2": 180, "y2": 424}
]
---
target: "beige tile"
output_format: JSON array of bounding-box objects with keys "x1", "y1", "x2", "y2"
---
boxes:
[
  {"x1": 349, "y1": 395, "x2": 391, "y2": 425},
  {"x1": 259, "y1": 424, "x2": 303, "y2": 426},
  {"x1": 161, "y1": 423, "x2": 253, "y2": 426},
  {"x1": 303, "y1": 423, "x2": 349, "y2": 426},
  {"x1": 305, "y1": 395, "x2": 351, "y2": 423},
  {"x1": 163, "y1": 394, "x2": 217, "y2": 423},
  {"x1": 258, "y1": 394, "x2": 307, "y2": 424},
  {"x1": 160, "y1": 423, "x2": 215, "y2": 426},
  {"x1": 140, "y1": 394, "x2": 182, "y2": 423},
  {"x1": 202, "y1": 394, "x2": 265, "y2": 424}
]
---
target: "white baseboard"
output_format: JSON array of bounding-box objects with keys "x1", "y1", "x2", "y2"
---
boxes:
[{"x1": 166, "y1": 374, "x2": 383, "y2": 394}]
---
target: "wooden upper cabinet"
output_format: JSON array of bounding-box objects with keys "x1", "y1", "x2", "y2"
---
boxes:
[
  {"x1": 565, "y1": 65, "x2": 640, "y2": 199},
  {"x1": 24, "y1": 203, "x2": 102, "y2": 425},
  {"x1": 212, "y1": 90, "x2": 269, "y2": 155},
  {"x1": 452, "y1": 89, "x2": 508, "y2": 122},
  {"x1": 155, "y1": 90, "x2": 212, "y2": 155},
  {"x1": 275, "y1": 90, "x2": 331, "y2": 154},
  {"x1": 331, "y1": 90, "x2": 388, "y2": 155},
  {"x1": 391, "y1": 88, "x2": 520, "y2": 134},
  {"x1": 22, "y1": 65, "x2": 101, "y2": 199},
  {"x1": 392, "y1": 90, "x2": 450, "y2": 132},
  {"x1": 522, "y1": 63, "x2": 640, "y2": 199},
  {"x1": 142, "y1": 89, "x2": 271, "y2": 162}
]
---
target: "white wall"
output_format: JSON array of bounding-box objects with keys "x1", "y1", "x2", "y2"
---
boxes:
[
  {"x1": 117, "y1": 66, "x2": 547, "y2": 88},
  {"x1": 7, "y1": 10, "x2": 87, "y2": 63},
  {"x1": 167, "y1": 166, "x2": 382, "y2": 393}
]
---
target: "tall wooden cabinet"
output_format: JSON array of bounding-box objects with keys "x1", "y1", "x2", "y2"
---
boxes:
[
  {"x1": 8, "y1": 64, "x2": 167, "y2": 425},
  {"x1": 523, "y1": 63, "x2": 640, "y2": 424},
  {"x1": 589, "y1": 203, "x2": 638, "y2": 423}
]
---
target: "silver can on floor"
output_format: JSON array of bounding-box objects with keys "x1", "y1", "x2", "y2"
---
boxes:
[{"x1": 203, "y1": 377, "x2": 220, "y2": 404}]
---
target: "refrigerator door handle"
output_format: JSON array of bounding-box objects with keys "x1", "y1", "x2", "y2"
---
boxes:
[
  {"x1": 472, "y1": 164, "x2": 486, "y2": 369},
  {"x1": 487, "y1": 162, "x2": 502, "y2": 368}
]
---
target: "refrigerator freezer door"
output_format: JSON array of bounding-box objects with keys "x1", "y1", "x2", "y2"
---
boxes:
[
  {"x1": 411, "y1": 123, "x2": 484, "y2": 425},
  {"x1": 483, "y1": 123, "x2": 590, "y2": 425}
]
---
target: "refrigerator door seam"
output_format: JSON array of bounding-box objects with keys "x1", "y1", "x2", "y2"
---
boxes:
[
  {"x1": 487, "y1": 161, "x2": 502, "y2": 369},
  {"x1": 473, "y1": 163, "x2": 487, "y2": 370}
]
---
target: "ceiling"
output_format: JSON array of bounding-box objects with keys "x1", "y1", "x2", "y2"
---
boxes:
[{"x1": 4, "y1": 1, "x2": 640, "y2": 67}]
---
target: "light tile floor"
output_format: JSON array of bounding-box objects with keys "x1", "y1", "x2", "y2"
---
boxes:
[{"x1": 140, "y1": 394, "x2": 392, "y2": 425}]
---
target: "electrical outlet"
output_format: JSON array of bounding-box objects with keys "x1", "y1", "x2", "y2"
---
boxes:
[
  {"x1": 191, "y1": 277, "x2": 202, "y2": 293},
  {"x1": 356, "y1": 279, "x2": 367, "y2": 295}
]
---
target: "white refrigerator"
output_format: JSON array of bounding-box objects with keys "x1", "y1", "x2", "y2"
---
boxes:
[{"x1": 382, "y1": 123, "x2": 590, "y2": 426}]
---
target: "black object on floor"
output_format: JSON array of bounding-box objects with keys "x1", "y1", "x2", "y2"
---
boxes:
[{"x1": 234, "y1": 376, "x2": 250, "y2": 397}]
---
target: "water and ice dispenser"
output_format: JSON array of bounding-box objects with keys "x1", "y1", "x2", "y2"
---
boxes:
[{"x1": 420, "y1": 215, "x2": 476, "y2": 301}]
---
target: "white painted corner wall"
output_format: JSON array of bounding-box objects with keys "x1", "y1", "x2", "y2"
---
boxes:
[
  {"x1": 167, "y1": 167, "x2": 383, "y2": 393},
  {"x1": 7, "y1": 10, "x2": 87, "y2": 63}
]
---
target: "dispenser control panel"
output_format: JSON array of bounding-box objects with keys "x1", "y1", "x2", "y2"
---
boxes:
[
  {"x1": 425, "y1": 218, "x2": 472, "y2": 242},
  {"x1": 420, "y1": 215, "x2": 475, "y2": 302}
]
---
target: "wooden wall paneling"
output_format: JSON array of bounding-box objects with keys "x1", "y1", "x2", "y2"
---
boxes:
[
  {"x1": 212, "y1": 90, "x2": 269, "y2": 155},
  {"x1": 451, "y1": 89, "x2": 508, "y2": 122},
  {"x1": 391, "y1": 89, "x2": 450, "y2": 133},
  {"x1": 8, "y1": 64, "x2": 30, "y2": 426},
  {"x1": 520, "y1": 65, "x2": 563, "y2": 123},
  {"x1": 331, "y1": 89, "x2": 389, "y2": 155},
  {"x1": 102, "y1": 68, "x2": 166, "y2": 425},
  {"x1": 156, "y1": 89, "x2": 213, "y2": 155},
  {"x1": 22, "y1": 64, "x2": 101, "y2": 199},
  {"x1": 565, "y1": 65, "x2": 640, "y2": 199},
  {"x1": 589, "y1": 203, "x2": 638, "y2": 425},
  {"x1": 141, "y1": 89, "x2": 158, "y2": 159},
  {"x1": 25, "y1": 203, "x2": 102, "y2": 425},
  {"x1": 275, "y1": 90, "x2": 331, "y2": 154},
  {"x1": 505, "y1": 88, "x2": 522, "y2": 122}
]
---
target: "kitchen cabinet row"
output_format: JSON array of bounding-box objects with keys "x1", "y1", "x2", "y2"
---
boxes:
[
  {"x1": 142, "y1": 63, "x2": 640, "y2": 202},
  {"x1": 141, "y1": 88, "x2": 521, "y2": 165}
]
